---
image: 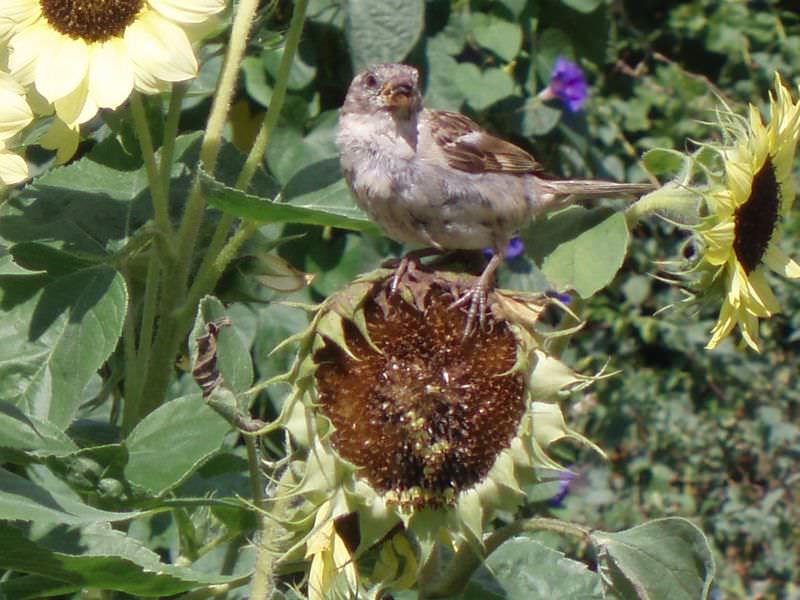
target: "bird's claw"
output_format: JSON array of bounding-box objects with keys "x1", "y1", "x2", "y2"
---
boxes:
[{"x1": 450, "y1": 282, "x2": 489, "y2": 338}]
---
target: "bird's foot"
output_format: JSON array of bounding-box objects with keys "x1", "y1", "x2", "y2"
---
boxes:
[
  {"x1": 448, "y1": 252, "x2": 503, "y2": 338},
  {"x1": 384, "y1": 248, "x2": 443, "y2": 293},
  {"x1": 450, "y1": 281, "x2": 491, "y2": 338}
]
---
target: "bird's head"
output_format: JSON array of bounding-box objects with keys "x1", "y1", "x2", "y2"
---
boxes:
[{"x1": 342, "y1": 63, "x2": 422, "y2": 120}]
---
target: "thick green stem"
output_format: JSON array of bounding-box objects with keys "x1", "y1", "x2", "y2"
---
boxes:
[
  {"x1": 122, "y1": 253, "x2": 162, "y2": 433},
  {"x1": 236, "y1": 0, "x2": 309, "y2": 191},
  {"x1": 249, "y1": 460, "x2": 295, "y2": 599},
  {"x1": 134, "y1": 0, "x2": 262, "y2": 421},
  {"x1": 160, "y1": 83, "x2": 188, "y2": 194},
  {"x1": 424, "y1": 518, "x2": 592, "y2": 598},
  {"x1": 625, "y1": 184, "x2": 701, "y2": 227},
  {"x1": 178, "y1": 221, "x2": 257, "y2": 325},
  {"x1": 130, "y1": 93, "x2": 173, "y2": 240},
  {"x1": 121, "y1": 278, "x2": 141, "y2": 429},
  {"x1": 173, "y1": 0, "x2": 262, "y2": 294}
]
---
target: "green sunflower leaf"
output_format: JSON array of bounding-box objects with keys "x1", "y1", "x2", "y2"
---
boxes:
[
  {"x1": 124, "y1": 393, "x2": 231, "y2": 497},
  {"x1": 201, "y1": 161, "x2": 379, "y2": 233},
  {"x1": 0, "y1": 522, "x2": 242, "y2": 597},
  {"x1": 344, "y1": 0, "x2": 424, "y2": 71},
  {"x1": 591, "y1": 517, "x2": 716, "y2": 600},
  {"x1": 523, "y1": 206, "x2": 630, "y2": 298},
  {"x1": 461, "y1": 537, "x2": 602, "y2": 599},
  {"x1": 0, "y1": 467, "x2": 138, "y2": 524},
  {"x1": 0, "y1": 266, "x2": 127, "y2": 428}
]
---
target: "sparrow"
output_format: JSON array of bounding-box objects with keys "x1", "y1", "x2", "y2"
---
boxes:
[{"x1": 336, "y1": 62, "x2": 652, "y2": 334}]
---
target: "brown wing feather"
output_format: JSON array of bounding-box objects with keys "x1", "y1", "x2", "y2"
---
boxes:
[{"x1": 429, "y1": 110, "x2": 541, "y2": 174}]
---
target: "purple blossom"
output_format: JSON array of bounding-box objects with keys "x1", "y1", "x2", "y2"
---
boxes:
[
  {"x1": 483, "y1": 236, "x2": 525, "y2": 261},
  {"x1": 543, "y1": 58, "x2": 588, "y2": 113},
  {"x1": 549, "y1": 470, "x2": 577, "y2": 508},
  {"x1": 545, "y1": 290, "x2": 572, "y2": 304}
]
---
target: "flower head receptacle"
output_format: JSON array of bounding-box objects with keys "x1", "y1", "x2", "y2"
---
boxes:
[{"x1": 276, "y1": 268, "x2": 604, "y2": 597}]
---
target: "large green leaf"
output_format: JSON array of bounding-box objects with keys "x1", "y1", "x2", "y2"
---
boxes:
[
  {"x1": 523, "y1": 206, "x2": 629, "y2": 298},
  {"x1": 124, "y1": 393, "x2": 232, "y2": 496},
  {"x1": 202, "y1": 160, "x2": 379, "y2": 233},
  {"x1": 344, "y1": 0, "x2": 424, "y2": 71},
  {"x1": 592, "y1": 517, "x2": 716, "y2": 600},
  {"x1": 453, "y1": 63, "x2": 515, "y2": 112},
  {"x1": 0, "y1": 157, "x2": 151, "y2": 254},
  {"x1": 0, "y1": 522, "x2": 241, "y2": 597},
  {"x1": 0, "y1": 467, "x2": 138, "y2": 524},
  {"x1": 471, "y1": 13, "x2": 522, "y2": 62},
  {"x1": 0, "y1": 266, "x2": 127, "y2": 427},
  {"x1": 0, "y1": 401, "x2": 77, "y2": 458},
  {"x1": 462, "y1": 537, "x2": 602, "y2": 599}
]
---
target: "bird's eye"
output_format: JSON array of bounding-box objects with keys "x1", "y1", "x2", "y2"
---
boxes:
[{"x1": 364, "y1": 74, "x2": 378, "y2": 89}]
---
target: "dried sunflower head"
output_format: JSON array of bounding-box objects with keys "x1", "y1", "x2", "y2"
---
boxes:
[{"x1": 278, "y1": 268, "x2": 602, "y2": 597}]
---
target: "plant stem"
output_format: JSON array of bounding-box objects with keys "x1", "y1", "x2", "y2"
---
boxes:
[
  {"x1": 173, "y1": 0, "x2": 262, "y2": 294},
  {"x1": 424, "y1": 517, "x2": 592, "y2": 598},
  {"x1": 236, "y1": 0, "x2": 309, "y2": 192},
  {"x1": 160, "y1": 82, "x2": 188, "y2": 194},
  {"x1": 183, "y1": 0, "x2": 310, "y2": 326},
  {"x1": 130, "y1": 93, "x2": 173, "y2": 240},
  {"x1": 249, "y1": 462, "x2": 294, "y2": 599},
  {"x1": 134, "y1": 0, "x2": 262, "y2": 421},
  {"x1": 625, "y1": 184, "x2": 700, "y2": 227},
  {"x1": 178, "y1": 221, "x2": 257, "y2": 325}
]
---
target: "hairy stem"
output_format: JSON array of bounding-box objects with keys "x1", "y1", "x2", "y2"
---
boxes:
[{"x1": 134, "y1": 0, "x2": 262, "y2": 421}]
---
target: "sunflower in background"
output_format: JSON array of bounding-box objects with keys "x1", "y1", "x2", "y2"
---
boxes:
[
  {"x1": 695, "y1": 76, "x2": 800, "y2": 351},
  {"x1": 0, "y1": 0, "x2": 224, "y2": 158},
  {"x1": 0, "y1": 71, "x2": 32, "y2": 184}
]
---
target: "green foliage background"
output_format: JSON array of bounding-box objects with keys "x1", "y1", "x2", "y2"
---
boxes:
[{"x1": 0, "y1": 0, "x2": 798, "y2": 598}]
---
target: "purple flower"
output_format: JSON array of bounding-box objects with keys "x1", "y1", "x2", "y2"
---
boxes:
[
  {"x1": 545, "y1": 290, "x2": 572, "y2": 304},
  {"x1": 542, "y1": 58, "x2": 588, "y2": 113},
  {"x1": 483, "y1": 236, "x2": 525, "y2": 261},
  {"x1": 549, "y1": 470, "x2": 576, "y2": 508}
]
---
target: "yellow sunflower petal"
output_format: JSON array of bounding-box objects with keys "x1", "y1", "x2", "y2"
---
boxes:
[
  {"x1": 745, "y1": 269, "x2": 781, "y2": 315},
  {"x1": 737, "y1": 310, "x2": 762, "y2": 352},
  {"x1": 0, "y1": 147, "x2": 28, "y2": 185},
  {"x1": 40, "y1": 117, "x2": 80, "y2": 164},
  {"x1": 125, "y1": 11, "x2": 197, "y2": 87},
  {"x1": 0, "y1": 0, "x2": 38, "y2": 42},
  {"x1": 88, "y1": 40, "x2": 135, "y2": 110},
  {"x1": 0, "y1": 75, "x2": 33, "y2": 140},
  {"x1": 53, "y1": 78, "x2": 97, "y2": 126},
  {"x1": 706, "y1": 301, "x2": 737, "y2": 349},
  {"x1": 7, "y1": 20, "x2": 51, "y2": 85},
  {"x1": 148, "y1": 0, "x2": 225, "y2": 24},
  {"x1": 763, "y1": 244, "x2": 800, "y2": 279},
  {"x1": 34, "y1": 33, "x2": 89, "y2": 103}
]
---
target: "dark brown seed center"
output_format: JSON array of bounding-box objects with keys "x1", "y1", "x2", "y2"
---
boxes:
[
  {"x1": 733, "y1": 157, "x2": 780, "y2": 274},
  {"x1": 39, "y1": 0, "x2": 144, "y2": 42},
  {"x1": 314, "y1": 282, "x2": 526, "y2": 509}
]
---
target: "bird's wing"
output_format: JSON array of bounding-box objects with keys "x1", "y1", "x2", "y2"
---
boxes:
[{"x1": 427, "y1": 110, "x2": 541, "y2": 174}]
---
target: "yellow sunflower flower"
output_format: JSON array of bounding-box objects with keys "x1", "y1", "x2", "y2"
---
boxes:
[
  {"x1": 0, "y1": 71, "x2": 33, "y2": 184},
  {"x1": 696, "y1": 75, "x2": 800, "y2": 351},
  {"x1": 0, "y1": 0, "x2": 224, "y2": 128}
]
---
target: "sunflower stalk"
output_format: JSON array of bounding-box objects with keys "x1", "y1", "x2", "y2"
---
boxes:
[
  {"x1": 132, "y1": 0, "x2": 263, "y2": 424},
  {"x1": 185, "y1": 0, "x2": 310, "y2": 316}
]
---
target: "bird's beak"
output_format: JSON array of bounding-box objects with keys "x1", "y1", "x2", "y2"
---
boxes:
[{"x1": 381, "y1": 79, "x2": 415, "y2": 111}]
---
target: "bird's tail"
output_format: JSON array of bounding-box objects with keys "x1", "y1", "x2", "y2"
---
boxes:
[{"x1": 537, "y1": 178, "x2": 654, "y2": 198}]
